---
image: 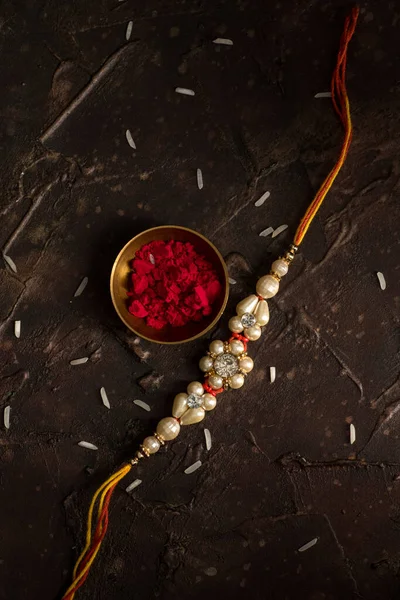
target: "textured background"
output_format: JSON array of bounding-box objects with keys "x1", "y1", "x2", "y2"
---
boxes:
[{"x1": 1, "y1": 1, "x2": 400, "y2": 599}]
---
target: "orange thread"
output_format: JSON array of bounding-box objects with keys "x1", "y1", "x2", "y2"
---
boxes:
[{"x1": 293, "y1": 6, "x2": 359, "y2": 247}]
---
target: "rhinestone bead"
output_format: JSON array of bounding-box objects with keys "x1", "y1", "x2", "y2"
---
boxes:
[
  {"x1": 187, "y1": 393, "x2": 203, "y2": 409},
  {"x1": 241, "y1": 312, "x2": 256, "y2": 328},
  {"x1": 214, "y1": 353, "x2": 239, "y2": 377}
]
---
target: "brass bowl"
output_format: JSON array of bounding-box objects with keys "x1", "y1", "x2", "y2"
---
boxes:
[{"x1": 110, "y1": 225, "x2": 229, "y2": 344}]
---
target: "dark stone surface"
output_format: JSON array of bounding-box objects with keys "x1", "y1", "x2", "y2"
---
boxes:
[{"x1": 0, "y1": 1, "x2": 400, "y2": 599}]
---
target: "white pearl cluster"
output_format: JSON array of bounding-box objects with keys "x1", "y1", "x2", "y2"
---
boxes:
[
  {"x1": 198, "y1": 338, "x2": 254, "y2": 391},
  {"x1": 229, "y1": 257, "x2": 290, "y2": 340},
  {"x1": 138, "y1": 254, "x2": 292, "y2": 460}
]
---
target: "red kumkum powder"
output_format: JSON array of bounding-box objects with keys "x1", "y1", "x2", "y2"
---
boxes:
[{"x1": 128, "y1": 240, "x2": 222, "y2": 330}]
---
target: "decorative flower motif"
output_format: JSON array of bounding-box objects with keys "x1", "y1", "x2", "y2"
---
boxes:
[
  {"x1": 199, "y1": 338, "x2": 254, "y2": 390},
  {"x1": 172, "y1": 381, "x2": 217, "y2": 426}
]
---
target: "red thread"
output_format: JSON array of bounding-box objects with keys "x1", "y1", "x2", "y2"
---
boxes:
[
  {"x1": 203, "y1": 382, "x2": 224, "y2": 396},
  {"x1": 229, "y1": 332, "x2": 249, "y2": 352}
]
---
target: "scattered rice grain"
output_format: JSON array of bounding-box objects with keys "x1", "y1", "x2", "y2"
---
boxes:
[
  {"x1": 213, "y1": 38, "x2": 233, "y2": 45},
  {"x1": 184, "y1": 460, "x2": 202, "y2": 474},
  {"x1": 204, "y1": 428, "x2": 212, "y2": 451},
  {"x1": 229, "y1": 277, "x2": 237, "y2": 285},
  {"x1": 126, "y1": 479, "x2": 142, "y2": 493},
  {"x1": 270, "y1": 366, "x2": 276, "y2": 383},
  {"x1": 14, "y1": 320, "x2": 21, "y2": 339},
  {"x1": 78, "y1": 441, "x2": 98, "y2": 450},
  {"x1": 272, "y1": 224, "x2": 288, "y2": 238},
  {"x1": 149, "y1": 253, "x2": 155, "y2": 265},
  {"x1": 255, "y1": 191, "x2": 270, "y2": 207},
  {"x1": 259, "y1": 227, "x2": 274, "y2": 237},
  {"x1": 3, "y1": 254, "x2": 17, "y2": 273},
  {"x1": 314, "y1": 92, "x2": 332, "y2": 98},
  {"x1": 74, "y1": 276, "x2": 88, "y2": 297},
  {"x1": 377, "y1": 272, "x2": 386, "y2": 290},
  {"x1": 175, "y1": 87, "x2": 195, "y2": 96},
  {"x1": 4, "y1": 406, "x2": 11, "y2": 429},
  {"x1": 100, "y1": 387, "x2": 110, "y2": 409},
  {"x1": 126, "y1": 129, "x2": 136, "y2": 149},
  {"x1": 350, "y1": 423, "x2": 356, "y2": 445},
  {"x1": 133, "y1": 399, "x2": 151, "y2": 412},
  {"x1": 70, "y1": 357, "x2": 89, "y2": 366},
  {"x1": 126, "y1": 20, "x2": 133, "y2": 41},
  {"x1": 196, "y1": 168, "x2": 204, "y2": 190},
  {"x1": 298, "y1": 537, "x2": 318, "y2": 552}
]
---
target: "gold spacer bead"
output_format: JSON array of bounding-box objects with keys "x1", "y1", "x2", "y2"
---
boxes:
[
  {"x1": 153, "y1": 432, "x2": 165, "y2": 445},
  {"x1": 269, "y1": 272, "x2": 281, "y2": 282},
  {"x1": 130, "y1": 457, "x2": 139, "y2": 466},
  {"x1": 135, "y1": 450, "x2": 145, "y2": 460},
  {"x1": 139, "y1": 445, "x2": 150, "y2": 458}
]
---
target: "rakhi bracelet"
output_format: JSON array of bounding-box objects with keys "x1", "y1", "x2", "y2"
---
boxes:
[
  {"x1": 61, "y1": 7, "x2": 359, "y2": 600},
  {"x1": 138, "y1": 245, "x2": 297, "y2": 455}
]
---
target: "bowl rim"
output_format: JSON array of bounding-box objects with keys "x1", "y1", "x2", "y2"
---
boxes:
[{"x1": 110, "y1": 225, "x2": 229, "y2": 345}]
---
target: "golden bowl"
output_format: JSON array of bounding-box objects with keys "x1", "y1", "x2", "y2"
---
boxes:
[{"x1": 110, "y1": 225, "x2": 229, "y2": 344}]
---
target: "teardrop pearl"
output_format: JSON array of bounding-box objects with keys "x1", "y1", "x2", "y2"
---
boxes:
[
  {"x1": 142, "y1": 436, "x2": 161, "y2": 454},
  {"x1": 271, "y1": 259, "x2": 289, "y2": 277},
  {"x1": 254, "y1": 299, "x2": 270, "y2": 326},
  {"x1": 229, "y1": 316, "x2": 244, "y2": 333},
  {"x1": 256, "y1": 275, "x2": 279, "y2": 299},
  {"x1": 244, "y1": 325, "x2": 261, "y2": 341},
  {"x1": 209, "y1": 340, "x2": 224, "y2": 355},
  {"x1": 208, "y1": 374, "x2": 223, "y2": 390},
  {"x1": 172, "y1": 393, "x2": 188, "y2": 418},
  {"x1": 239, "y1": 356, "x2": 254, "y2": 373},
  {"x1": 203, "y1": 393, "x2": 217, "y2": 411},
  {"x1": 229, "y1": 373, "x2": 245, "y2": 389},
  {"x1": 180, "y1": 407, "x2": 205, "y2": 425},
  {"x1": 230, "y1": 340, "x2": 244, "y2": 356},
  {"x1": 199, "y1": 356, "x2": 214, "y2": 372},
  {"x1": 236, "y1": 295, "x2": 259, "y2": 316},
  {"x1": 156, "y1": 417, "x2": 180, "y2": 441},
  {"x1": 187, "y1": 381, "x2": 204, "y2": 396}
]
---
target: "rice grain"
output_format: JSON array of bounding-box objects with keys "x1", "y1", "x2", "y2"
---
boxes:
[
  {"x1": 70, "y1": 357, "x2": 89, "y2": 366},
  {"x1": 350, "y1": 423, "x2": 356, "y2": 445},
  {"x1": 3, "y1": 254, "x2": 17, "y2": 273},
  {"x1": 4, "y1": 406, "x2": 11, "y2": 429},
  {"x1": 229, "y1": 278, "x2": 237, "y2": 285},
  {"x1": 126, "y1": 129, "x2": 136, "y2": 149},
  {"x1": 255, "y1": 191, "x2": 270, "y2": 207},
  {"x1": 134, "y1": 399, "x2": 151, "y2": 412},
  {"x1": 175, "y1": 87, "x2": 195, "y2": 96},
  {"x1": 100, "y1": 387, "x2": 110, "y2": 409},
  {"x1": 314, "y1": 92, "x2": 332, "y2": 98},
  {"x1": 377, "y1": 272, "x2": 386, "y2": 290},
  {"x1": 270, "y1": 366, "x2": 276, "y2": 383},
  {"x1": 126, "y1": 479, "x2": 142, "y2": 493},
  {"x1": 196, "y1": 168, "x2": 204, "y2": 190},
  {"x1": 78, "y1": 441, "x2": 98, "y2": 451},
  {"x1": 213, "y1": 38, "x2": 233, "y2": 45},
  {"x1": 272, "y1": 224, "x2": 288, "y2": 238},
  {"x1": 14, "y1": 320, "x2": 21, "y2": 338},
  {"x1": 298, "y1": 538, "x2": 318, "y2": 552},
  {"x1": 126, "y1": 20, "x2": 133, "y2": 41},
  {"x1": 259, "y1": 227, "x2": 274, "y2": 237},
  {"x1": 74, "y1": 277, "x2": 88, "y2": 297},
  {"x1": 204, "y1": 428, "x2": 212, "y2": 451},
  {"x1": 184, "y1": 460, "x2": 202, "y2": 474}
]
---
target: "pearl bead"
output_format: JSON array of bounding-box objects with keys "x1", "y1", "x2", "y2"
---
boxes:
[
  {"x1": 180, "y1": 407, "x2": 205, "y2": 425},
  {"x1": 203, "y1": 393, "x2": 217, "y2": 411},
  {"x1": 236, "y1": 295, "x2": 259, "y2": 316},
  {"x1": 256, "y1": 275, "x2": 279, "y2": 299},
  {"x1": 271, "y1": 259, "x2": 289, "y2": 277},
  {"x1": 254, "y1": 299, "x2": 269, "y2": 326},
  {"x1": 142, "y1": 436, "x2": 160, "y2": 454},
  {"x1": 244, "y1": 325, "x2": 261, "y2": 340},
  {"x1": 239, "y1": 356, "x2": 254, "y2": 373},
  {"x1": 208, "y1": 374, "x2": 223, "y2": 390},
  {"x1": 229, "y1": 373, "x2": 244, "y2": 389},
  {"x1": 156, "y1": 417, "x2": 180, "y2": 441},
  {"x1": 172, "y1": 393, "x2": 188, "y2": 418},
  {"x1": 229, "y1": 316, "x2": 244, "y2": 333},
  {"x1": 199, "y1": 356, "x2": 214, "y2": 372},
  {"x1": 230, "y1": 340, "x2": 245, "y2": 356},
  {"x1": 187, "y1": 381, "x2": 204, "y2": 396},
  {"x1": 209, "y1": 340, "x2": 224, "y2": 355}
]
